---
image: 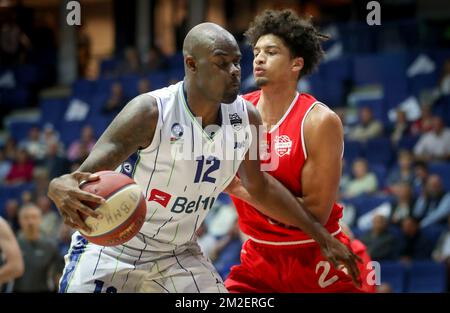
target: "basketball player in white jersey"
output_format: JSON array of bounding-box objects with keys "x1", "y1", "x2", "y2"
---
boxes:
[
  {"x1": 48, "y1": 23, "x2": 360, "y2": 293},
  {"x1": 0, "y1": 217, "x2": 24, "y2": 292}
]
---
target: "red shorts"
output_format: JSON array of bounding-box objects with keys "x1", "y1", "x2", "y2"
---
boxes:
[{"x1": 225, "y1": 232, "x2": 369, "y2": 293}]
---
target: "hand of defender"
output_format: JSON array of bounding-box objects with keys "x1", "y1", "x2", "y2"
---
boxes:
[
  {"x1": 47, "y1": 171, "x2": 105, "y2": 233},
  {"x1": 319, "y1": 236, "x2": 363, "y2": 288}
]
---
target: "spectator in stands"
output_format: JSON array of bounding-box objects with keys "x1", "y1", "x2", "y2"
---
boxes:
[
  {"x1": 18, "y1": 126, "x2": 46, "y2": 164},
  {"x1": 137, "y1": 78, "x2": 151, "y2": 94},
  {"x1": 391, "y1": 110, "x2": 411, "y2": 146},
  {"x1": 432, "y1": 215, "x2": 450, "y2": 290},
  {"x1": 13, "y1": 204, "x2": 63, "y2": 292},
  {"x1": 102, "y1": 82, "x2": 128, "y2": 116},
  {"x1": 20, "y1": 190, "x2": 34, "y2": 207},
  {"x1": 67, "y1": 125, "x2": 96, "y2": 163},
  {"x1": 142, "y1": 46, "x2": 168, "y2": 72},
  {"x1": 438, "y1": 58, "x2": 450, "y2": 96},
  {"x1": 360, "y1": 214, "x2": 398, "y2": 261},
  {"x1": 0, "y1": 14, "x2": 31, "y2": 66},
  {"x1": 40, "y1": 124, "x2": 61, "y2": 150},
  {"x1": 342, "y1": 158, "x2": 378, "y2": 198},
  {"x1": 4, "y1": 137, "x2": 17, "y2": 162},
  {"x1": 411, "y1": 103, "x2": 434, "y2": 135},
  {"x1": 5, "y1": 148, "x2": 34, "y2": 185},
  {"x1": 0, "y1": 217, "x2": 24, "y2": 292},
  {"x1": 0, "y1": 148, "x2": 12, "y2": 183},
  {"x1": 412, "y1": 174, "x2": 450, "y2": 228},
  {"x1": 414, "y1": 116, "x2": 450, "y2": 162},
  {"x1": 4, "y1": 199, "x2": 20, "y2": 234},
  {"x1": 397, "y1": 216, "x2": 433, "y2": 261},
  {"x1": 413, "y1": 161, "x2": 429, "y2": 195},
  {"x1": 45, "y1": 141, "x2": 69, "y2": 180},
  {"x1": 386, "y1": 150, "x2": 415, "y2": 189},
  {"x1": 37, "y1": 195, "x2": 60, "y2": 239},
  {"x1": 432, "y1": 215, "x2": 450, "y2": 263},
  {"x1": 390, "y1": 182, "x2": 415, "y2": 226},
  {"x1": 117, "y1": 47, "x2": 141, "y2": 76},
  {"x1": 348, "y1": 107, "x2": 383, "y2": 142}
]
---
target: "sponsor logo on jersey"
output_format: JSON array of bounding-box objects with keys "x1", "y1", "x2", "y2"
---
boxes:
[
  {"x1": 274, "y1": 135, "x2": 292, "y2": 157},
  {"x1": 229, "y1": 113, "x2": 243, "y2": 131},
  {"x1": 148, "y1": 189, "x2": 172, "y2": 207},
  {"x1": 171, "y1": 195, "x2": 216, "y2": 214},
  {"x1": 170, "y1": 122, "x2": 184, "y2": 142}
]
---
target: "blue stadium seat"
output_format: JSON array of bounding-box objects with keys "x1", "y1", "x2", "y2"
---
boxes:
[
  {"x1": 119, "y1": 75, "x2": 141, "y2": 99},
  {"x1": 428, "y1": 162, "x2": 450, "y2": 192},
  {"x1": 0, "y1": 183, "x2": 36, "y2": 216},
  {"x1": 167, "y1": 52, "x2": 184, "y2": 71},
  {"x1": 421, "y1": 224, "x2": 447, "y2": 248},
  {"x1": 353, "y1": 52, "x2": 407, "y2": 85},
  {"x1": 379, "y1": 261, "x2": 406, "y2": 293},
  {"x1": 146, "y1": 71, "x2": 169, "y2": 90},
  {"x1": 72, "y1": 79, "x2": 96, "y2": 98},
  {"x1": 14, "y1": 65, "x2": 39, "y2": 87},
  {"x1": 343, "y1": 140, "x2": 363, "y2": 164},
  {"x1": 39, "y1": 98, "x2": 68, "y2": 130},
  {"x1": 99, "y1": 57, "x2": 120, "y2": 76},
  {"x1": 364, "y1": 138, "x2": 393, "y2": 165},
  {"x1": 406, "y1": 261, "x2": 447, "y2": 293},
  {"x1": 344, "y1": 194, "x2": 394, "y2": 218},
  {"x1": 397, "y1": 135, "x2": 420, "y2": 151},
  {"x1": 368, "y1": 163, "x2": 387, "y2": 188},
  {"x1": 432, "y1": 95, "x2": 450, "y2": 127},
  {"x1": 6, "y1": 120, "x2": 38, "y2": 142},
  {"x1": 59, "y1": 122, "x2": 86, "y2": 147}
]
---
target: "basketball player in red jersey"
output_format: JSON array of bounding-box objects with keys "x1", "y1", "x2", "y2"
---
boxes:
[{"x1": 224, "y1": 9, "x2": 371, "y2": 292}]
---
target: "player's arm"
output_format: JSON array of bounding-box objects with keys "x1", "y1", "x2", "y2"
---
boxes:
[
  {"x1": 227, "y1": 105, "x2": 343, "y2": 225},
  {"x1": 301, "y1": 105, "x2": 344, "y2": 224},
  {"x1": 237, "y1": 102, "x2": 361, "y2": 284},
  {"x1": 0, "y1": 218, "x2": 24, "y2": 284},
  {"x1": 47, "y1": 94, "x2": 159, "y2": 232}
]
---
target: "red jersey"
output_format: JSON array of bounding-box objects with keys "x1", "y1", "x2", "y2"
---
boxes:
[{"x1": 231, "y1": 90, "x2": 343, "y2": 245}]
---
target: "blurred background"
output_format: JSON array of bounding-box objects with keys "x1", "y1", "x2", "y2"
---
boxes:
[{"x1": 0, "y1": 0, "x2": 450, "y2": 293}]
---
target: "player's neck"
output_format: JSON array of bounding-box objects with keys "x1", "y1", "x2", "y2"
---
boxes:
[
  {"x1": 258, "y1": 83, "x2": 298, "y2": 126},
  {"x1": 184, "y1": 79, "x2": 221, "y2": 128}
]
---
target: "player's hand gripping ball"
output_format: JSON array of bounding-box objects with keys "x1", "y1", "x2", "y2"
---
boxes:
[{"x1": 78, "y1": 171, "x2": 146, "y2": 246}]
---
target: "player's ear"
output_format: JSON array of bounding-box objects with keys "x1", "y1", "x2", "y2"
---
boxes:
[
  {"x1": 185, "y1": 55, "x2": 197, "y2": 73},
  {"x1": 292, "y1": 57, "x2": 304, "y2": 76}
]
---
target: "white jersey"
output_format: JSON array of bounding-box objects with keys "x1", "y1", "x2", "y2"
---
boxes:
[{"x1": 115, "y1": 81, "x2": 251, "y2": 252}]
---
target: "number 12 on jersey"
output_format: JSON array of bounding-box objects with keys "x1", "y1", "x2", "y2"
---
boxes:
[{"x1": 194, "y1": 156, "x2": 220, "y2": 183}]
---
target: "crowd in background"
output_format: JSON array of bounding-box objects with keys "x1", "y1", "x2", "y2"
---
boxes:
[{"x1": 1, "y1": 1, "x2": 450, "y2": 293}]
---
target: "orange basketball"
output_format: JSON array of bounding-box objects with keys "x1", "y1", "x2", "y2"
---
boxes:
[{"x1": 78, "y1": 170, "x2": 147, "y2": 246}]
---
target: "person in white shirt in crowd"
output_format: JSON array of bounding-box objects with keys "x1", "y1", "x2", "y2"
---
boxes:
[
  {"x1": 414, "y1": 116, "x2": 450, "y2": 162},
  {"x1": 348, "y1": 107, "x2": 383, "y2": 143},
  {"x1": 412, "y1": 174, "x2": 450, "y2": 228}
]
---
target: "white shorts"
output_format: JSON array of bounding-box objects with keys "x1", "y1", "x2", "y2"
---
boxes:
[{"x1": 59, "y1": 233, "x2": 227, "y2": 293}]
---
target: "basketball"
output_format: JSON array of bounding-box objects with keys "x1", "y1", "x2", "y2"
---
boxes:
[{"x1": 78, "y1": 171, "x2": 147, "y2": 246}]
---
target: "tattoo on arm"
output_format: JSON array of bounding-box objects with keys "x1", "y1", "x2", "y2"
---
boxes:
[{"x1": 78, "y1": 94, "x2": 159, "y2": 173}]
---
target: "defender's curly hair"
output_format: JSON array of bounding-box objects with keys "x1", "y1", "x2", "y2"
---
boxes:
[{"x1": 244, "y1": 9, "x2": 329, "y2": 77}]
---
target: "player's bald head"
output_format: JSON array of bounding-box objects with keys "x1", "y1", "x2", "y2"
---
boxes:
[{"x1": 183, "y1": 22, "x2": 238, "y2": 58}]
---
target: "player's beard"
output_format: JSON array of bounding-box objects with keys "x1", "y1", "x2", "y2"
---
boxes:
[{"x1": 255, "y1": 77, "x2": 269, "y2": 87}]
